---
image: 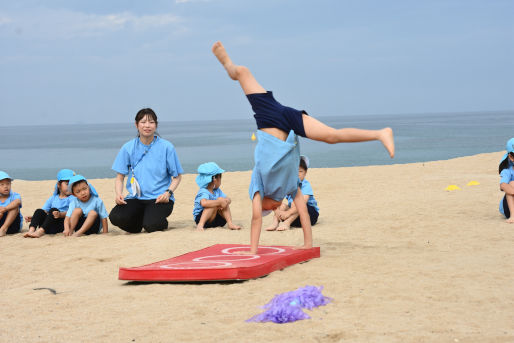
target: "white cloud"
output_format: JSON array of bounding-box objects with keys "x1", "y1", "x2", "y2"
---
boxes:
[
  {"x1": 2, "y1": 9, "x2": 183, "y2": 39},
  {"x1": 0, "y1": 15, "x2": 13, "y2": 26}
]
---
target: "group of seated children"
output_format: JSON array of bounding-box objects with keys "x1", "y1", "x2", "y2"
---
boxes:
[
  {"x1": 0, "y1": 169, "x2": 108, "y2": 238},
  {"x1": 0, "y1": 155, "x2": 320, "y2": 237},
  {"x1": 192, "y1": 156, "x2": 319, "y2": 232}
]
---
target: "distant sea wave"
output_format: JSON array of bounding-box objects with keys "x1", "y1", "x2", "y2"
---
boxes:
[{"x1": 1, "y1": 110, "x2": 512, "y2": 180}]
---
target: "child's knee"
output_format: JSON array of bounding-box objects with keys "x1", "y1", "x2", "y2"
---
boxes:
[
  {"x1": 87, "y1": 210, "x2": 98, "y2": 219},
  {"x1": 72, "y1": 208, "x2": 84, "y2": 217}
]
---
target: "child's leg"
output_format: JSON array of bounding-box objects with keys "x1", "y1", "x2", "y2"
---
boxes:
[
  {"x1": 303, "y1": 115, "x2": 395, "y2": 158},
  {"x1": 277, "y1": 212, "x2": 299, "y2": 231},
  {"x1": 68, "y1": 208, "x2": 83, "y2": 233},
  {"x1": 196, "y1": 207, "x2": 218, "y2": 231},
  {"x1": 212, "y1": 41, "x2": 266, "y2": 95},
  {"x1": 220, "y1": 205, "x2": 241, "y2": 230},
  {"x1": 265, "y1": 203, "x2": 288, "y2": 231},
  {"x1": 73, "y1": 210, "x2": 99, "y2": 237},
  {"x1": 291, "y1": 188, "x2": 313, "y2": 249},
  {"x1": 0, "y1": 207, "x2": 20, "y2": 236},
  {"x1": 506, "y1": 182, "x2": 514, "y2": 223}
]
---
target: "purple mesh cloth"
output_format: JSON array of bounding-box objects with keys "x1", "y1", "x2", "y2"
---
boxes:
[{"x1": 247, "y1": 285, "x2": 332, "y2": 324}]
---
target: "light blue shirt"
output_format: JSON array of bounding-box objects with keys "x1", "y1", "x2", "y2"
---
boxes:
[
  {"x1": 66, "y1": 195, "x2": 109, "y2": 232},
  {"x1": 0, "y1": 191, "x2": 23, "y2": 230},
  {"x1": 193, "y1": 188, "x2": 227, "y2": 217},
  {"x1": 249, "y1": 130, "x2": 300, "y2": 202},
  {"x1": 112, "y1": 136, "x2": 184, "y2": 201},
  {"x1": 42, "y1": 194, "x2": 73, "y2": 212},
  {"x1": 286, "y1": 179, "x2": 319, "y2": 213},
  {"x1": 499, "y1": 167, "x2": 514, "y2": 215}
]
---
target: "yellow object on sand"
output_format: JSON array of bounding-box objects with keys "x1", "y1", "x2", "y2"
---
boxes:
[
  {"x1": 467, "y1": 181, "x2": 480, "y2": 186},
  {"x1": 251, "y1": 133, "x2": 256, "y2": 141},
  {"x1": 445, "y1": 185, "x2": 461, "y2": 191}
]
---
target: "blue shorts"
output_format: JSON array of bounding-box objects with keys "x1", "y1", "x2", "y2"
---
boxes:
[
  {"x1": 291, "y1": 205, "x2": 319, "y2": 227},
  {"x1": 247, "y1": 91, "x2": 308, "y2": 137},
  {"x1": 194, "y1": 211, "x2": 227, "y2": 228}
]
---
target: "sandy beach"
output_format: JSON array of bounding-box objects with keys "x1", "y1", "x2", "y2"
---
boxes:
[{"x1": 1, "y1": 151, "x2": 513, "y2": 342}]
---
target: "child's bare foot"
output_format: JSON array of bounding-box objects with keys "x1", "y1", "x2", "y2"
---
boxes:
[
  {"x1": 379, "y1": 127, "x2": 395, "y2": 158},
  {"x1": 24, "y1": 228, "x2": 44, "y2": 238},
  {"x1": 228, "y1": 223, "x2": 241, "y2": 230},
  {"x1": 212, "y1": 41, "x2": 239, "y2": 80},
  {"x1": 276, "y1": 224, "x2": 290, "y2": 231},
  {"x1": 0, "y1": 229, "x2": 7, "y2": 237},
  {"x1": 196, "y1": 226, "x2": 205, "y2": 231},
  {"x1": 507, "y1": 217, "x2": 514, "y2": 223},
  {"x1": 265, "y1": 221, "x2": 279, "y2": 231}
]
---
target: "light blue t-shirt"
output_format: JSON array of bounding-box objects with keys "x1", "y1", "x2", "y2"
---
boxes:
[
  {"x1": 66, "y1": 195, "x2": 109, "y2": 232},
  {"x1": 0, "y1": 191, "x2": 23, "y2": 230},
  {"x1": 112, "y1": 136, "x2": 184, "y2": 201},
  {"x1": 286, "y1": 179, "x2": 319, "y2": 213},
  {"x1": 249, "y1": 130, "x2": 300, "y2": 202},
  {"x1": 499, "y1": 167, "x2": 514, "y2": 215},
  {"x1": 42, "y1": 194, "x2": 73, "y2": 212},
  {"x1": 193, "y1": 188, "x2": 227, "y2": 217}
]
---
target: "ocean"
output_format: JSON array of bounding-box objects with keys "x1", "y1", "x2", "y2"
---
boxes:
[{"x1": 1, "y1": 111, "x2": 512, "y2": 181}]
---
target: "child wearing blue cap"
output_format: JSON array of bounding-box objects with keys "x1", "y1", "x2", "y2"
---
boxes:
[
  {"x1": 0, "y1": 171, "x2": 23, "y2": 237},
  {"x1": 266, "y1": 156, "x2": 319, "y2": 231},
  {"x1": 193, "y1": 162, "x2": 241, "y2": 231},
  {"x1": 24, "y1": 169, "x2": 75, "y2": 238},
  {"x1": 64, "y1": 175, "x2": 109, "y2": 237},
  {"x1": 499, "y1": 138, "x2": 514, "y2": 223},
  {"x1": 212, "y1": 41, "x2": 395, "y2": 254}
]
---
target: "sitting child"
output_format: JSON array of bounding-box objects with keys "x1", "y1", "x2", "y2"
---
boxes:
[
  {"x1": 64, "y1": 175, "x2": 109, "y2": 237},
  {"x1": 212, "y1": 41, "x2": 394, "y2": 254},
  {"x1": 499, "y1": 138, "x2": 514, "y2": 223},
  {"x1": 24, "y1": 169, "x2": 75, "y2": 238},
  {"x1": 193, "y1": 162, "x2": 241, "y2": 231},
  {"x1": 0, "y1": 171, "x2": 23, "y2": 237},
  {"x1": 266, "y1": 156, "x2": 319, "y2": 231}
]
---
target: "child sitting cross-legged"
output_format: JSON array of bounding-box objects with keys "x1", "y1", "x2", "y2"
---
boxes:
[
  {"x1": 64, "y1": 175, "x2": 109, "y2": 237},
  {"x1": 193, "y1": 162, "x2": 241, "y2": 231},
  {"x1": 266, "y1": 156, "x2": 319, "y2": 231}
]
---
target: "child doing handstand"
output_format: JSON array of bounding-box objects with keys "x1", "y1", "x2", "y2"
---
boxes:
[
  {"x1": 212, "y1": 41, "x2": 394, "y2": 254},
  {"x1": 266, "y1": 156, "x2": 319, "y2": 231},
  {"x1": 64, "y1": 175, "x2": 109, "y2": 237},
  {"x1": 193, "y1": 162, "x2": 241, "y2": 231},
  {"x1": 0, "y1": 171, "x2": 23, "y2": 237}
]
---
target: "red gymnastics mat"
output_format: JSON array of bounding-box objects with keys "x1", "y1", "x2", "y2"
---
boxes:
[{"x1": 119, "y1": 244, "x2": 320, "y2": 282}]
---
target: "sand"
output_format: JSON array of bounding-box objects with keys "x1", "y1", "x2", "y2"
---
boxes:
[{"x1": 1, "y1": 151, "x2": 513, "y2": 342}]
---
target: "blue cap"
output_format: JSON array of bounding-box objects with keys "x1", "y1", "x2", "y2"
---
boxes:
[
  {"x1": 57, "y1": 169, "x2": 75, "y2": 181},
  {"x1": 0, "y1": 171, "x2": 12, "y2": 181},
  {"x1": 68, "y1": 174, "x2": 98, "y2": 197},
  {"x1": 195, "y1": 162, "x2": 225, "y2": 188},
  {"x1": 507, "y1": 138, "x2": 514, "y2": 154}
]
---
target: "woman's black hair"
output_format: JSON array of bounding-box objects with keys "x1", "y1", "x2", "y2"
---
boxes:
[
  {"x1": 299, "y1": 158, "x2": 308, "y2": 171},
  {"x1": 135, "y1": 108, "x2": 158, "y2": 125},
  {"x1": 135, "y1": 108, "x2": 160, "y2": 137}
]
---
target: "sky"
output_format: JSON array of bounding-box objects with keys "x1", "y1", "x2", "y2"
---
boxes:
[{"x1": 1, "y1": 0, "x2": 513, "y2": 126}]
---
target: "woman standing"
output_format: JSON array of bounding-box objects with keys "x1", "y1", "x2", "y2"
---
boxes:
[{"x1": 109, "y1": 108, "x2": 183, "y2": 233}]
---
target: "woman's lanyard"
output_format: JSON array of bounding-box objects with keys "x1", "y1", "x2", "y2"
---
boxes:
[{"x1": 129, "y1": 136, "x2": 157, "y2": 173}]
